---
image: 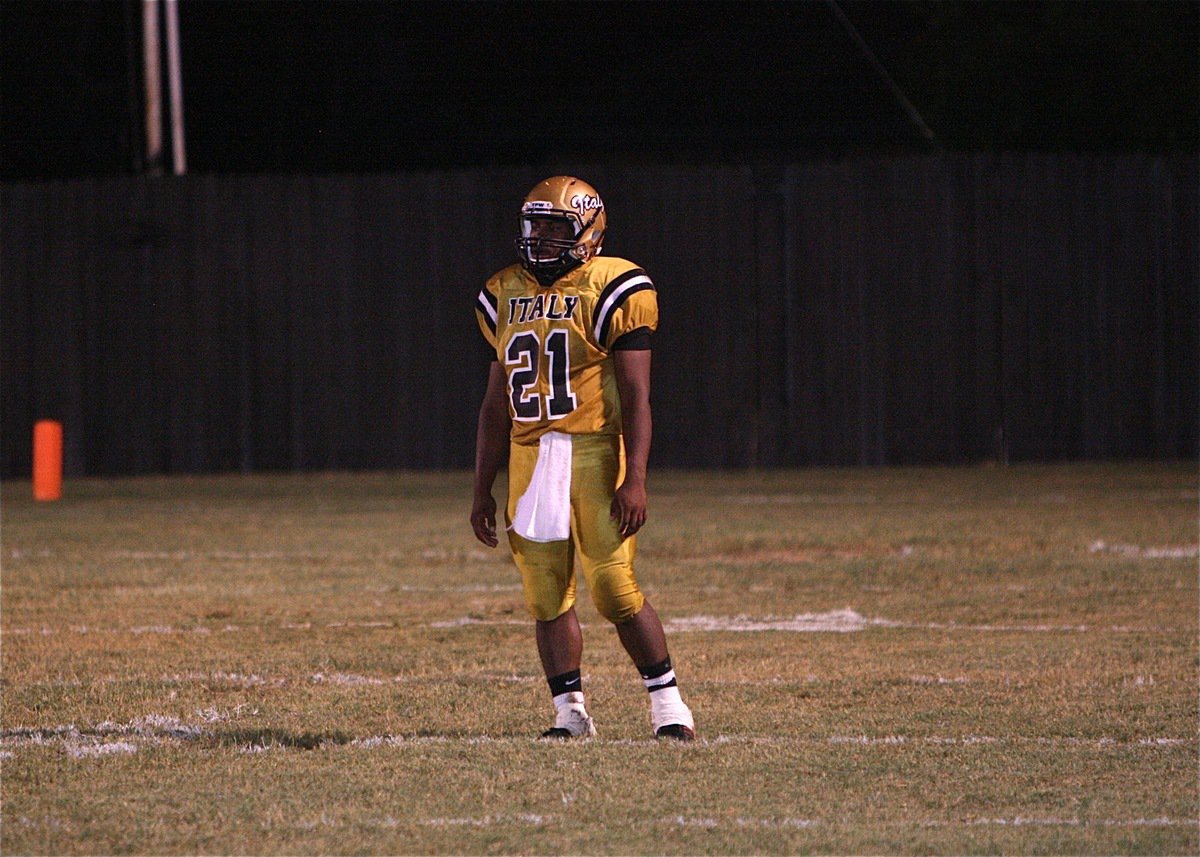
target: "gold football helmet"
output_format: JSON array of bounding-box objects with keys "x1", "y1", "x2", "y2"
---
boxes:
[{"x1": 515, "y1": 176, "x2": 607, "y2": 285}]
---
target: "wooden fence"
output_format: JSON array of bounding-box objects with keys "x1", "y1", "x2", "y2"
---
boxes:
[{"x1": 2, "y1": 154, "x2": 1195, "y2": 476}]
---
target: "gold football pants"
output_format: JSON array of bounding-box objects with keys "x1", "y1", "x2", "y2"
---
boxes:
[{"x1": 505, "y1": 433, "x2": 645, "y2": 624}]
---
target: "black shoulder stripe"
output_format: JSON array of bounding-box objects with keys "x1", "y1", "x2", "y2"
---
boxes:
[
  {"x1": 595, "y1": 267, "x2": 651, "y2": 313},
  {"x1": 594, "y1": 270, "x2": 654, "y2": 347},
  {"x1": 476, "y1": 289, "x2": 498, "y2": 335}
]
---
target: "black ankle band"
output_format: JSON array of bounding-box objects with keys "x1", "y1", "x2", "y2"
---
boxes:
[
  {"x1": 547, "y1": 669, "x2": 582, "y2": 697},
  {"x1": 637, "y1": 657, "x2": 672, "y2": 681}
]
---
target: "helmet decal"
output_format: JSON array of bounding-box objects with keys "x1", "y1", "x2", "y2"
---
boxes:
[{"x1": 570, "y1": 193, "x2": 603, "y2": 218}]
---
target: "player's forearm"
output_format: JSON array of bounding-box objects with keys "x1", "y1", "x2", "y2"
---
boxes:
[
  {"x1": 621, "y1": 398, "x2": 652, "y2": 487},
  {"x1": 473, "y1": 405, "x2": 509, "y2": 495},
  {"x1": 613, "y1": 349, "x2": 653, "y2": 488}
]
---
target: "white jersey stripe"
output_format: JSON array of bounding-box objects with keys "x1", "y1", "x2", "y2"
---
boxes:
[
  {"x1": 477, "y1": 289, "x2": 498, "y2": 329},
  {"x1": 592, "y1": 274, "x2": 653, "y2": 344}
]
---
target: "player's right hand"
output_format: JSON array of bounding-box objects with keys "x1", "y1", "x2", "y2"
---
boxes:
[{"x1": 470, "y1": 494, "x2": 498, "y2": 548}]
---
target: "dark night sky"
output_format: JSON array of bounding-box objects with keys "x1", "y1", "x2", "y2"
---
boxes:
[{"x1": 2, "y1": 0, "x2": 1196, "y2": 179}]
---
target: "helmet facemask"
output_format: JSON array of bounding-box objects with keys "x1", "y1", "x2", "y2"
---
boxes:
[{"x1": 521, "y1": 211, "x2": 578, "y2": 258}]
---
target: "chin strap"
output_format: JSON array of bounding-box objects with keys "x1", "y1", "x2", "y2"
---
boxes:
[
  {"x1": 531, "y1": 256, "x2": 582, "y2": 287},
  {"x1": 533, "y1": 268, "x2": 564, "y2": 287}
]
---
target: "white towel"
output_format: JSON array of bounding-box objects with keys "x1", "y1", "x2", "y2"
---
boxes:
[{"x1": 510, "y1": 431, "x2": 573, "y2": 542}]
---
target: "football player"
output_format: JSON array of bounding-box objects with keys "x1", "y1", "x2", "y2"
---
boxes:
[{"x1": 471, "y1": 176, "x2": 695, "y2": 741}]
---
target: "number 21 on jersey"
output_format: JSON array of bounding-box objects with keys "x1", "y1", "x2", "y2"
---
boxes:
[{"x1": 505, "y1": 329, "x2": 577, "y2": 421}]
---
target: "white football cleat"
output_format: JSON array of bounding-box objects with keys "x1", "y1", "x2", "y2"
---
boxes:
[{"x1": 540, "y1": 703, "x2": 596, "y2": 739}]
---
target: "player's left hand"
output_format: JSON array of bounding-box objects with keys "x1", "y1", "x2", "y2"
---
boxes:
[
  {"x1": 470, "y1": 493, "x2": 499, "y2": 548},
  {"x1": 610, "y1": 481, "x2": 647, "y2": 539}
]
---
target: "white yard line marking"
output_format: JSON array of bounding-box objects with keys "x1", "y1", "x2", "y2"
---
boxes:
[
  {"x1": 666, "y1": 610, "x2": 877, "y2": 633},
  {"x1": 662, "y1": 610, "x2": 1182, "y2": 635},
  {"x1": 66, "y1": 741, "x2": 139, "y2": 758},
  {"x1": 237, "y1": 812, "x2": 1200, "y2": 831},
  {"x1": 429, "y1": 617, "x2": 528, "y2": 628},
  {"x1": 909, "y1": 674, "x2": 971, "y2": 684},
  {"x1": 310, "y1": 672, "x2": 385, "y2": 686},
  {"x1": 0, "y1": 712, "x2": 232, "y2": 758},
  {"x1": 4, "y1": 606, "x2": 1185, "y2": 638},
  {"x1": 829, "y1": 735, "x2": 908, "y2": 745},
  {"x1": 323, "y1": 621, "x2": 393, "y2": 628},
  {"x1": 666, "y1": 815, "x2": 1195, "y2": 830},
  {"x1": 920, "y1": 816, "x2": 1195, "y2": 828},
  {"x1": 1089, "y1": 541, "x2": 1199, "y2": 559},
  {"x1": 4, "y1": 721, "x2": 1191, "y2": 758},
  {"x1": 2, "y1": 711, "x2": 234, "y2": 743},
  {"x1": 665, "y1": 816, "x2": 820, "y2": 829},
  {"x1": 708, "y1": 734, "x2": 1194, "y2": 749},
  {"x1": 17, "y1": 671, "x2": 542, "y2": 691},
  {"x1": 235, "y1": 812, "x2": 550, "y2": 829},
  {"x1": 421, "y1": 814, "x2": 550, "y2": 828},
  {"x1": 8, "y1": 810, "x2": 1191, "y2": 833}
]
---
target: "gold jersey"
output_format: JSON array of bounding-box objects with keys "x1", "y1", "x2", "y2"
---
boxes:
[{"x1": 475, "y1": 257, "x2": 658, "y2": 445}]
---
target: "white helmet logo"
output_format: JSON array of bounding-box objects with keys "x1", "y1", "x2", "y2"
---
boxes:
[{"x1": 570, "y1": 193, "x2": 602, "y2": 218}]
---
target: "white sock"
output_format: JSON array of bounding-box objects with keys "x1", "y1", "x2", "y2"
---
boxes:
[
  {"x1": 648, "y1": 685, "x2": 694, "y2": 731},
  {"x1": 553, "y1": 690, "x2": 586, "y2": 711}
]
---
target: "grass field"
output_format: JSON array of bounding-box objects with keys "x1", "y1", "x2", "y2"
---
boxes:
[{"x1": 2, "y1": 463, "x2": 1197, "y2": 855}]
